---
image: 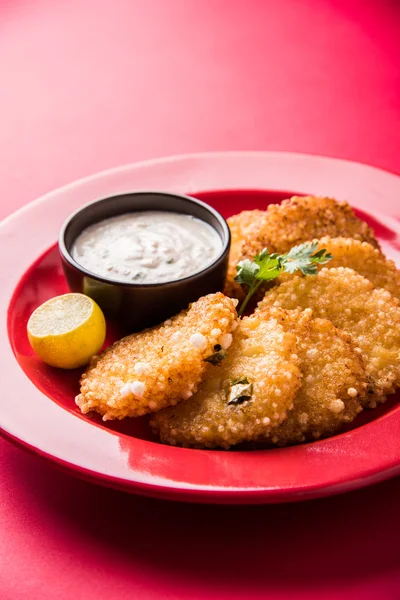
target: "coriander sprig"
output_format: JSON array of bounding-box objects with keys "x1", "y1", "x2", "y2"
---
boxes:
[{"x1": 235, "y1": 242, "x2": 332, "y2": 316}]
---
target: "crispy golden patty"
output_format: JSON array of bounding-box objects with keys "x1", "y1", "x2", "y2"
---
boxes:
[
  {"x1": 256, "y1": 308, "x2": 366, "y2": 445},
  {"x1": 76, "y1": 293, "x2": 238, "y2": 420},
  {"x1": 150, "y1": 310, "x2": 302, "y2": 448},
  {"x1": 297, "y1": 237, "x2": 400, "y2": 300},
  {"x1": 242, "y1": 196, "x2": 379, "y2": 261},
  {"x1": 259, "y1": 267, "x2": 400, "y2": 402},
  {"x1": 224, "y1": 210, "x2": 264, "y2": 300}
]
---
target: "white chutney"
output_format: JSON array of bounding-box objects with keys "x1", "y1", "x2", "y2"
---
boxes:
[{"x1": 71, "y1": 211, "x2": 222, "y2": 284}]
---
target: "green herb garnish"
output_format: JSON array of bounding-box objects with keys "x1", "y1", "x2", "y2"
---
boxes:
[
  {"x1": 231, "y1": 376, "x2": 250, "y2": 386},
  {"x1": 132, "y1": 272, "x2": 144, "y2": 280},
  {"x1": 284, "y1": 242, "x2": 332, "y2": 275},
  {"x1": 235, "y1": 242, "x2": 332, "y2": 316},
  {"x1": 204, "y1": 344, "x2": 228, "y2": 365},
  {"x1": 228, "y1": 377, "x2": 253, "y2": 405}
]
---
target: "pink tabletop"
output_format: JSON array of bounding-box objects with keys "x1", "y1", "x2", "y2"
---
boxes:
[{"x1": 1, "y1": 1, "x2": 400, "y2": 598}]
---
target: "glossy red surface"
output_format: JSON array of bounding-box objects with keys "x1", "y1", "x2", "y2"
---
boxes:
[
  {"x1": 8, "y1": 190, "x2": 294, "y2": 442},
  {"x1": 1, "y1": 1, "x2": 400, "y2": 598},
  {"x1": 2, "y1": 152, "x2": 400, "y2": 506},
  {"x1": 7, "y1": 189, "x2": 400, "y2": 445}
]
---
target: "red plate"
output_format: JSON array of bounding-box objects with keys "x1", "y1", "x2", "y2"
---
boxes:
[{"x1": 1, "y1": 152, "x2": 400, "y2": 504}]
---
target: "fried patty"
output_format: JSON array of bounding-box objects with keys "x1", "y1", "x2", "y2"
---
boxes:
[
  {"x1": 296, "y1": 237, "x2": 400, "y2": 300},
  {"x1": 76, "y1": 293, "x2": 238, "y2": 420},
  {"x1": 256, "y1": 308, "x2": 366, "y2": 445},
  {"x1": 242, "y1": 196, "x2": 380, "y2": 262},
  {"x1": 259, "y1": 267, "x2": 400, "y2": 403},
  {"x1": 150, "y1": 310, "x2": 302, "y2": 448},
  {"x1": 224, "y1": 210, "x2": 264, "y2": 300}
]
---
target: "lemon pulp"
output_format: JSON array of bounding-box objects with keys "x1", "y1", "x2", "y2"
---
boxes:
[{"x1": 27, "y1": 293, "x2": 106, "y2": 369}]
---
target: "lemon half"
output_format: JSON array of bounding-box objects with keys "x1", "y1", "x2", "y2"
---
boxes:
[{"x1": 27, "y1": 293, "x2": 106, "y2": 369}]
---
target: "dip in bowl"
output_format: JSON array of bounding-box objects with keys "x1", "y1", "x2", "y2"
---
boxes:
[{"x1": 59, "y1": 192, "x2": 231, "y2": 331}]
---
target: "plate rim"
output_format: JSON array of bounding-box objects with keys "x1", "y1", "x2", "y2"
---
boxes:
[
  {"x1": 2, "y1": 150, "x2": 399, "y2": 227},
  {"x1": 2, "y1": 150, "x2": 400, "y2": 504}
]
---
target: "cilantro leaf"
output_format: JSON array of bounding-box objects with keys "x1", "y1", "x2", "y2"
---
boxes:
[
  {"x1": 234, "y1": 242, "x2": 333, "y2": 316},
  {"x1": 254, "y1": 251, "x2": 283, "y2": 280},
  {"x1": 282, "y1": 242, "x2": 318, "y2": 274},
  {"x1": 204, "y1": 347, "x2": 228, "y2": 365},
  {"x1": 227, "y1": 379, "x2": 253, "y2": 405},
  {"x1": 231, "y1": 376, "x2": 249, "y2": 386},
  {"x1": 282, "y1": 243, "x2": 333, "y2": 275},
  {"x1": 310, "y1": 249, "x2": 333, "y2": 264},
  {"x1": 235, "y1": 259, "x2": 260, "y2": 286},
  {"x1": 286, "y1": 241, "x2": 319, "y2": 259}
]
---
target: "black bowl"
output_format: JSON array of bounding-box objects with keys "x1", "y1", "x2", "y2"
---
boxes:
[{"x1": 59, "y1": 191, "x2": 231, "y2": 332}]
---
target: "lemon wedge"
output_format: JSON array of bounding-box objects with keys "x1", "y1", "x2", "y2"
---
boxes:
[{"x1": 27, "y1": 293, "x2": 106, "y2": 369}]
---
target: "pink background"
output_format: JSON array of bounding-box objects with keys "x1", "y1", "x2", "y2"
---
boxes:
[{"x1": 1, "y1": 1, "x2": 400, "y2": 598}]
